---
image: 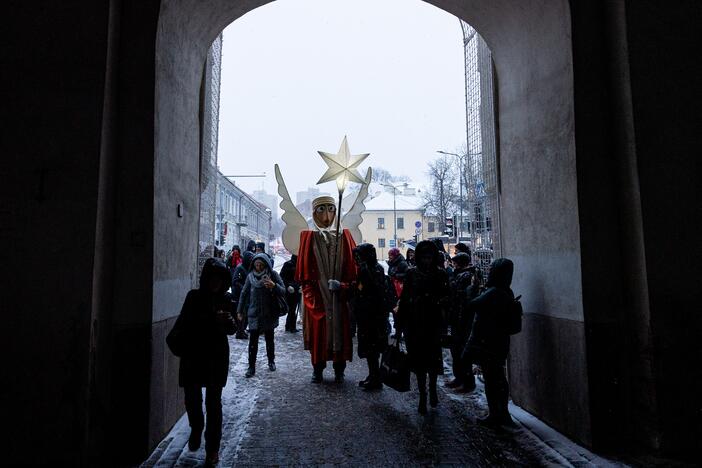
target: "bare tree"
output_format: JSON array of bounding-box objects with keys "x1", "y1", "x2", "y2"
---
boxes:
[
  {"x1": 423, "y1": 155, "x2": 458, "y2": 233},
  {"x1": 371, "y1": 166, "x2": 411, "y2": 184}
]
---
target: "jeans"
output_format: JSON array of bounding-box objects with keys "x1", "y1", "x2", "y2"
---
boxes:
[
  {"x1": 248, "y1": 329, "x2": 275, "y2": 368},
  {"x1": 184, "y1": 386, "x2": 223, "y2": 453}
]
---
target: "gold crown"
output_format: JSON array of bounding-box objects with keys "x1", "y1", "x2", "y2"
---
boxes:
[{"x1": 312, "y1": 196, "x2": 336, "y2": 209}]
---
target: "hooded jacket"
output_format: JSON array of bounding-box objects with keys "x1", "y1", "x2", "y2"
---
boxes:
[
  {"x1": 237, "y1": 253, "x2": 286, "y2": 331},
  {"x1": 397, "y1": 240, "x2": 451, "y2": 374},
  {"x1": 166, "y1": 258, "x2": 236, "y2": 387},
  {"x1": 232, "y1": 251, "x2": 254, "y2": 303},
  {"x1": 351, "y1": 243, "x2": 390, "y2": 358},
  {"x1": 464, "y1": 258, "x2": 515, "y2": 362}
]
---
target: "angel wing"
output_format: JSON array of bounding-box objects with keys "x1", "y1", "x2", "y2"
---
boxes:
[
  {"x1": 341, "y1": 167, "x2": 373, "y2": 244},
  {"x1": 275, "y1": 164, "x2": 309, "y2": 256}
]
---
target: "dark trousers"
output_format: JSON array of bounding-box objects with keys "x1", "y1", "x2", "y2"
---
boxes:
[
  {"x1": 285, "y1": 295, "x2": 300, "y2": 331},
  {"x1": 248, "y1": 329, "x2": 275, "y2": 368},
  {"x1": 367, "y1": 351, "x2": 380, "y2": 381},
  {"x1": 184, "y1": 386, "x2": 223, "y2": 453},
  {"x1": 450, "y1": 339, "x2": 475, "y2": 387},
  {"x1": 416, "y1": 371, "x2": 438, "y2": 395},
  {"x1": 482, "y1": 359, "x2": 509, "y2": 419}
]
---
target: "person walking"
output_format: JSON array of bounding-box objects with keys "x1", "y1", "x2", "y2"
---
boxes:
[
  {"x1": 166, "y1": 258, "x2": 236, "y2": 466},
  {"x1": 463, "y1": 258, "x2": 516, "y2": 427},
  {"x1": 351, "y1": 243, "x2": 391, "y2": 391},
  {"x1": 446, "y1": 252, "x2": 480, "y2": 393},
  {"x1": 406, "y1": 247, "x2": 416, "y2": 267},
  {"x1": 231, "y1": 251, "x2": 254, "y2": 339},
  {"x1": 237, "y1": 253, "x2": 285, "y2": 378},
  {"x1": 396, "y1": 240, "x2": 451, "y2": 414},
  {"x1": 245, "y1": 239, "x2": 256, "y2": 253},
  {"x1": 387, "y1": 247, "x2": 408, "y2": 338},
  {"x1": 280, "y1": 254, "x2": 301, "y2": 333},
  {"x1": 227, "y1": 244, "x2": 242, "y2": 269}
]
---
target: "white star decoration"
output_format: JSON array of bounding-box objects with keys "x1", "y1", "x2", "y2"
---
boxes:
[{"x1": 317, "y1": 136, "x2": 370, "y2": 192}]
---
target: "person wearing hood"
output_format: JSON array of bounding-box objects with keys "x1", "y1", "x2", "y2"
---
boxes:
[
  {"x1": 166, "y1": 258, "x2": 236, "y2": 465},
  {"x1": 406, "y1": 247, "x2": 416, "y2": 267},
  {"x1": 245, "y1": 239, "x2": 257, "y2": 253},
  {"x1": 231, "y1": 251, "x2": 254, "y2": 339},
  {"x1": 228, "y1": 245, "x2": 242, "y2": 269},
  {"x1": 446, "y1": 252, "x2": 480, "y2": 393},
  {"x1": 237, "y1": 253, "x2": 286, "y2": 378},
  {"x1": 396, "y1": 240, "x2": 451, "y2": 414},
  {"x1": 351, "y1": 243, "x2": 391, "y2": 391},
  {"x1": 463, "y1": 258, "x2": 516, "y2": 427},
  {"x1": 280, "y1": 254, "x2": 301, "y2": 333}
]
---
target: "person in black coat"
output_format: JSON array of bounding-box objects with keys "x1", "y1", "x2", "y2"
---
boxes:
[
  {"x1": 446, "y1": 252, "x2": 480, "y2": 393},
  {"x1": 463, "y1": 258, "x2": 516, "y2": 427},
  {"x1": 351, "y1": 243, "x2": 391, "y2": 391},
  {"x1": 280, "y1": 254, "x2": 301, "y2": 332},
  {"x1": 231, "y1": 251, "x2": 254, "y2": 339},
  {"x1": 166, "y1": 258, "x2": 236, "y2": 464},
  {"x1": 397, "y1": 240, "x2": 451, "y2": 414}
]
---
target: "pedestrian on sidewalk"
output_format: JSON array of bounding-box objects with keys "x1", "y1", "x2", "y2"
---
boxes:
[
  {"x1": 165, "y1": 258, "x2": 236, "y2": 465},
  {"x1": 463, "y1": 258, "x2": 516, "y2": 427},
  {"x1": 387, "y1": 248, "x2": 408, "y2": 338},
  {"x1": 406, "y1": 246, "x2": 416, "y2": 267},
  {"x1": 231, "y1": 251, "x2": 254, "y2": 339},
  {"x1": 396, "y1": 240, "x2": 451, "y2": 414},
  {"x1": 351, "y1": 243, "x2": 391, "y2": 391},
  {"x1": 237, "y1": 253, "x2": 285, "y2": 378},
  {"x1": 280, "y1": 254, "x2": 301, "y2": 332},
  {"x1": 446, "y1": 252, "x2": 480, "y2": 393},
  {"x1": 227, "y1": 244, "x2": 242, "y2": 269}
]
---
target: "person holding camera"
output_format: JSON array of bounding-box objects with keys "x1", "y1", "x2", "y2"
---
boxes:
[
  {"x1": 166, "y1": 258, "x2": 236, "y2": 466},
  {"x1": 237, "y1": 253, "x2": 286, "y2": 378}
]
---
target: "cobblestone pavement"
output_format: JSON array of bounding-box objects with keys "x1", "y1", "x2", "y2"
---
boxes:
[{"x1": 143, "y1": 328, "x2": 563, "y2": 467}]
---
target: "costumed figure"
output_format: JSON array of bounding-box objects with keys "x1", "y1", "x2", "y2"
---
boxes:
[{"x1": 274, "y1": 136, "x2": 373, "y2": 383}]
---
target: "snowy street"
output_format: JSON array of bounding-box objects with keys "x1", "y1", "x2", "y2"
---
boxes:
[{"x1": 142, "y1": 328, "x2": 618, "y2": 467}]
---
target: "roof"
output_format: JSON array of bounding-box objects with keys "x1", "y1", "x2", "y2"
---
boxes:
[{"x1": 363, "y1": 190, "x2": 425, "y2": 212}]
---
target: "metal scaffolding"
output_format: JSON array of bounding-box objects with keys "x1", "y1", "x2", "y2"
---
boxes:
[{"x1": 460, "y1": 21, "x2": 501, "y2": 275}]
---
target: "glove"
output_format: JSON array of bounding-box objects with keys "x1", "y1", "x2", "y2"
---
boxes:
[
  {"x1": 328, "y1": 279, "x2": 341, "y2": 291},
  {"x1": 287, "y1": 286, "x2": 295, "y2": 294}
]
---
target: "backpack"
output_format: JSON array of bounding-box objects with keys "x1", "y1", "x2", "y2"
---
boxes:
[{"x1": 505, "y1": 294, "x2": 523, "y2": 335}]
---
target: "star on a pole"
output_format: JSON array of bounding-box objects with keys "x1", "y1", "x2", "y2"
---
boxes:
[{"x1": 317, "y1": 136, "x2": 370, "y2": 192}]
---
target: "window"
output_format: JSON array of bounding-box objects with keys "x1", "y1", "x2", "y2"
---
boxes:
[
  {"x1": 397, "y1": 217, "x2": 404, "y2": 229},
  {"x1": 378, "y1": 238, "x2": 386, "y2": 248},
  {"x1": 377, "y1": 217, "x2": 385, "y2": 229},
  {"x1": 428, "y1": 222, "x2": 435, "y2": 233}
]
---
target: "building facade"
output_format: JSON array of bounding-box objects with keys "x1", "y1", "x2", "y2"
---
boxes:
[
  {"x1": 216, "y1": 171, "x2": 272, "y2": 252},
  {"x1": 359, "y1": 185, "x2": 426, "y2": 260}
]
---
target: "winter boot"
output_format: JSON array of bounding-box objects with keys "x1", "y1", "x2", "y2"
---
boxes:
[
  {"x1": 245, "y1": 367, "x2": 255, "y2": 378},
  {"x1": 418, "y1": 393, "x2": 428, "y2": 414},
  {"x1": 429, "y1": 374, "x2": 439, "y2": 408},
  {"x1": 188, "y1": 428, "x2": 202, "y2": 451}
]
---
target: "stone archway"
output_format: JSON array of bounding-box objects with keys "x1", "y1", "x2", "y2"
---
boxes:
[{"x1": 151, "y1": 0, "x2": 587, "y2": 455}]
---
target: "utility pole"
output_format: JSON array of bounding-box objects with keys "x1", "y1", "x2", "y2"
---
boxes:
[{"x1": 381, "y1": 182, "x2": 408, "y2": 250}]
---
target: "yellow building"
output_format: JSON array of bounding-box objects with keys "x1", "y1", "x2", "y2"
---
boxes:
[{"x1": 359, "y1": 186, "x2": 427, "y2": 261}]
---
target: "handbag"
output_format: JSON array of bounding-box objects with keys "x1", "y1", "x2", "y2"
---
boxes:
[
  {"x1": 380, "y1": 339, "x2": 410, "y2": 392},
  {"x1": 275, "y1": 293, "x2": 289, "y2": 317}
]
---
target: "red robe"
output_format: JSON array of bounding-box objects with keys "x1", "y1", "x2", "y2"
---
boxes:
[{"x1": 295, "y1": 229, "x2": 357, "y2": 365}]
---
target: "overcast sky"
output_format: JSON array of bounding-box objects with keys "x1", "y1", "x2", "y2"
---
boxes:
[{"x1": 217, "y1": 0, "x2": 466, "y2": 199}]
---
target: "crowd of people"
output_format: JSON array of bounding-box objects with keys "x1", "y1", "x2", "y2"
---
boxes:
[{"x1": 168, "y1": 233, "x2": 518, "y2": 465}]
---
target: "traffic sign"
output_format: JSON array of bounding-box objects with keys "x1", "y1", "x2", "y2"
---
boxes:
[{"x1": 415, "y1": 221, "x2": 422, "y2": 228}]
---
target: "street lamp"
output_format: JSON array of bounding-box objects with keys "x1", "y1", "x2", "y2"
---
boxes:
[{"x1": 381, "y1": 182, "x2": 408, "y2": 250}]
